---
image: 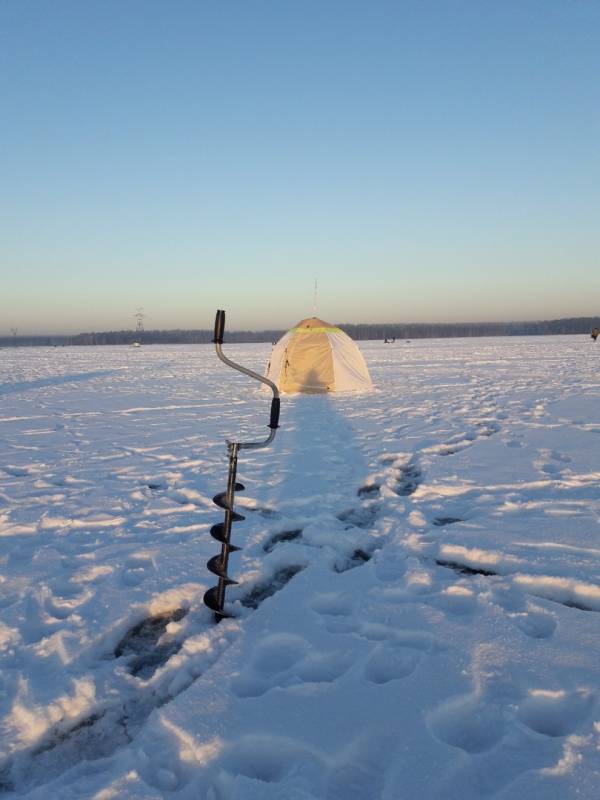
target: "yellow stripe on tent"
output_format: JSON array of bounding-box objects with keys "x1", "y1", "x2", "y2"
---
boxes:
[{"x1": 290, "y1": 327, "x2": 342, "y2": 334}]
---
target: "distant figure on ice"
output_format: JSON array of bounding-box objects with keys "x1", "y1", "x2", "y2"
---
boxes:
[{"x1": 591, "y1": 327, "x2": 599, "y2": 341}]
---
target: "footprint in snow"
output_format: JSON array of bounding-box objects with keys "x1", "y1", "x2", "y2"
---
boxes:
[
  {"x1": 211, "y1": 734, "x2": 325, "y2": 797},
  {"x1": 230, "y1": 633, "x2": 352, "y2": 698},
  {"x1": 488, "y1": 585, "x2": 557, "y2": 639},
  {"x1": 437, "y1": 584, "x2": 478, "y2": 615},
  {"x1": 262, "y1": 523, "x2": 374, "y2": 574},
  {"x1": 372, "y1": 549, "x2": 407, "y2": 582},
  {"x1": 325, "y1": 732, "x2": 397, "y2": 800},
  {"x1": 477, "y1": 420, "x2": 500, "y2": 437},
  {"x1": 381, "y1": 559, "x2": 436, "y2": 598},
  {"x1": 310, "y1": 592, "x2": 359, "y2": 634},
  {"x1": 536, "y1": 460, "x2": 562, "y2": 476},
  {"x1": 357, "y1": 482, "x2": 381, "y2": 499},
  {"x1": 244, "y1": 505, "x2": 280, "y2": 519},
  {"x1": 535, "y1": 448, "x2": 573, "y2": 477},
  {"x1": 310, "y1": 592, "x2": 355, "y2": 617},
  {"x1": 121, "y1": 551, "x2": 157, "y2": 587},
  {"x1": 394, "y1": 461, "x2": 422, "y2": 496},
  {"x1": 143, "y1": 476, "x2": 169, "y2": 491},
  {"x1": 516, "y1": 687, "x2": 594, "y2": 737},
  {"x1": 509, "y1": 605, "x2": 557, "y2": 640},
  {"x1": 427, "y1": 692, "x2": 506, "y2": 754},
  {"x1": 549, "y1": 449, "x2": 571, "y2": 463},
  {"x1": 2, "y1": 465, "x2": 32, "y2": 477},
  {"x1": 336, "y1": 503, "x2": 379, "y2": 530},
  {"x1": 333, "y1": 547, "x2": 374, "y2": 574},
  {"x1": 378, "y1": 453, "x2": 422, "y2": 496},
  {"x1": 504, "y1": 437, "x2": 524, "y2": 449},
  {"x1": 363, "y1": 643, "x2": 421, "y2": 684},
  {"x1": 135, "y1": 722, "x2": 189, "y2": 793}
]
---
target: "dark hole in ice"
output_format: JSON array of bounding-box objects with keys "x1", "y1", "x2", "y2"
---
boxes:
[
  {"x1": 436, "y1": 560, "x2": 497, "y2": 577},
  {"x1": 357, "y1": 484, "x2": 381, "y2": 498},
  {"x1": 246, "y1": 506, "x2": 280, "y2": 519},
  {"x1": 263, "y1": 529, "x2": 303, "y2": 552},
  {"x1": 114, "y1": 608, "x2": 187, "y2": 678},
  {"x1": 32, "y1": 713, "x2": 106, "y2": 757},
  {"x1": 337, "y1": 505, "x2": 379, "y2": 529},
  {"x1": 395, "y1": 464, "x2": 422, "y2": 496},
  {"x1": 561, "y1": 600, "x2": 596, "y2": 612},
  {"x1": 240, "y1": 566, "x2": 305, "y2": 609},
  {"x1": 334, "y1": 548, "x2": 372, "y2": 573},
  {"x1": 0, "y1": 775, "x2": 14, "y2": 793}
]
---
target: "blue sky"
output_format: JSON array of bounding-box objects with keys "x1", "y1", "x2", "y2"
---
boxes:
[{"x1": 1, "y1": 0, "x2": 599, "y2": 334}]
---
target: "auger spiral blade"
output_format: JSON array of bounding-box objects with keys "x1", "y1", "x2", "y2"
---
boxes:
[
  {"x1": 207, "y1": 554, "x2": 239, "y2": 583},
  {"x1": 204, "y1": 452, "x2": 245, "y2": 622},
  {"x1": 203, "y1": 587, "x2": 232, "y2": 620},
  {"x1": 212, "y1": 492, "x2": 246, "y2": 521},
  {"x1": 210, "y1": 523, "x2": 241, "y2": 550}
]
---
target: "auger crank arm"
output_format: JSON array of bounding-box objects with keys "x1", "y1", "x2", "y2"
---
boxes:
[{"x1": 213, "y1": 309, "x2": 280, "y2": 449}]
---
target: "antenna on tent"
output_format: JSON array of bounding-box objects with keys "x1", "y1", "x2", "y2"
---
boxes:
[{"x1": 313, "y1": 278, "x2": 318, "y2": 317}]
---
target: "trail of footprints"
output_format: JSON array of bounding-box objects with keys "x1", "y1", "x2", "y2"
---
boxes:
[
  {"x1": 222, "y1": 423, "x2": 594, "y2": 792},
  {"x1": 1, "y1": 451, "x2": 415, "y2": 792},
  {"x1": 241, "y1": 454, "x2": 434, "y2": 703},
  {"x1": 6, "y1": 416, "x2": 595, "y2": 795}
]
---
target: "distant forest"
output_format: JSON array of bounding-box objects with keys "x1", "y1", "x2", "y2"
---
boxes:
[{"x1": 2, "y1": 317, "x2": 600, "y2": 347}]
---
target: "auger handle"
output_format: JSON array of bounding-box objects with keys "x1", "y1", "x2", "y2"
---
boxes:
[
  {"x1": 213, "y1": 308, "x2": 281, "y2": 448},
  {"x1": 214, "y1": 309, "x2": 225, "y2": 344},
  {"x1": 269, "y1": 397, "x2": 280, "y2": 429}
]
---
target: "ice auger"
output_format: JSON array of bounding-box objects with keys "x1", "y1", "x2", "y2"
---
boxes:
[{"x1": 203, "y1": 310, "x2": 281, "y2": 622}]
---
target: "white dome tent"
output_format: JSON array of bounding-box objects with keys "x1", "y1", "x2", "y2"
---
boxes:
[{"x1": 265, "y1": 317, "x2": 373, "y2": 394}]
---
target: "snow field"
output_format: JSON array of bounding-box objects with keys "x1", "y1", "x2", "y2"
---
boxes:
[{"x1": 0, "y1": 336, "x2": 599, "y2": 798}]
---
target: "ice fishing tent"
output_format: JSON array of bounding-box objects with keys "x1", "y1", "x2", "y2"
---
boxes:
[{"x1": 265, "y1": 317, "x2": 373, "y2": 393}]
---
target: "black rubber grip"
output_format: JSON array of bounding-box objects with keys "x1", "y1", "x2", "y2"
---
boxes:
[
  {"x1": 213, "y1": 310, "x2": 225, "y2": 344},
  {"x1": 269, "y1": 397, "x2": 280, "y2": 429}
]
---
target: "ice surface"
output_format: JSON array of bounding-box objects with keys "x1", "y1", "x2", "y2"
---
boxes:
[{"x1": 0, "y1": 336, "x2": 599, "y2": 798}]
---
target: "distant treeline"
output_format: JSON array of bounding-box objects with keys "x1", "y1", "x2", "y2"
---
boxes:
[
  {"x1": 2, "y1": 317, "x2": 600, "y2": 347},
  {"x1": 341, "y1": 317, "x2": 600, "y2": 341}
]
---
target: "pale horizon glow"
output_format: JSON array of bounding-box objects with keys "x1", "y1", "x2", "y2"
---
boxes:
[{"x1": 1, "y1": 1, "x2": 599, "y2": 336}]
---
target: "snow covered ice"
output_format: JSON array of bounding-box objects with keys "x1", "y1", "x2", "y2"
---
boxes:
[{"x1": 1, "y1": 336, "x2": 599, "y2": 799}]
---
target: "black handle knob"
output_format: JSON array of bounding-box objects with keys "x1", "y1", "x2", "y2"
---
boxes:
[
  {"x1": 269, "y1": 397, "x2": 280, "y2": 429},
  {"x1": 213, "y1": 310, "x2": 225, "y2": 344}
]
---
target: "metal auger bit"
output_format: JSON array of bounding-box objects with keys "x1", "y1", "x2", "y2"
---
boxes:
[{"x1": 203, "y1": 586, "x2": 233, "y2": 620}]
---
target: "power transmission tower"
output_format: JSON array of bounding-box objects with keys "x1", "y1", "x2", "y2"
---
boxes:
[
  {"x1": 132, "y1": 309, "x2": 145, "y2": 345},
  {"x1": 134, "y1": 308, "x2": 145, "y2": 333}
]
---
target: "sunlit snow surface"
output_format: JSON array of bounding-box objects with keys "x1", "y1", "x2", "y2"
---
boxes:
[{"x1": 1, "y1": 337, "x2": 599, "y2": 799}]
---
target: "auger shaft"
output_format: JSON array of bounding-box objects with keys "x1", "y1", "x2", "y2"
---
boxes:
[{"x1": 214, "y1": 442, "x2": 239, "y2": 611}]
